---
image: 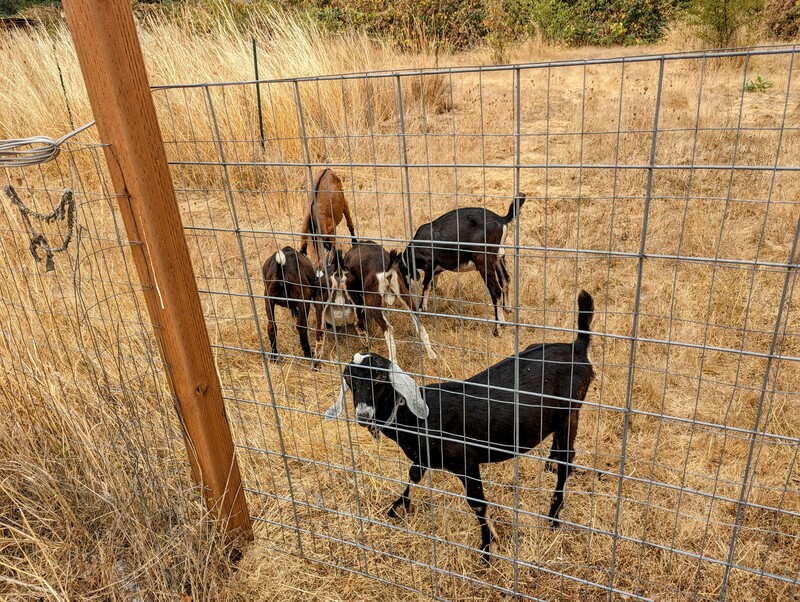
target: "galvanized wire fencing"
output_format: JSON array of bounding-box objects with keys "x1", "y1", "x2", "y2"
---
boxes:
[
  {"x1": 3, "y1": 45, "x2": 799, "y2": 600},
  {"x1": 0, "y1": 134, "x2": 221, "y2": 596}
]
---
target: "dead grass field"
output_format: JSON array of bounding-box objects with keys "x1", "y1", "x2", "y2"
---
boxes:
[{"x1": 1, "y1": 9, "x2": 799, "y2": 601}]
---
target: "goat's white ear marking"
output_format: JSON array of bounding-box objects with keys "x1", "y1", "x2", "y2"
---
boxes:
[
  {"x1": 316, "y1": 269, "x2": 324, "y2": 278},
  {"x1": 389, "y1": 362, "x2": 428, "y2": 419},
  {"x1": 276, "y1": 249, "x2": 287, "y2": 265},
  {"x1": 376, "y1": 272, "x2": 396, "y2": 306},
  {"x1": 353, "y1": 353, "x2": 368, "y2": 364},
  {"x1": 325, "y1": 377, "x2": 348, "y2": 420}
]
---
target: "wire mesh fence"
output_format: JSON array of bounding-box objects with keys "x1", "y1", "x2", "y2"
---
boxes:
[
  {"x1": 0, "y1": 135, "x2": 228, "y2": 596},
  {"x1": 3, "y1": 46, "x2": 799, "y2": 600}
]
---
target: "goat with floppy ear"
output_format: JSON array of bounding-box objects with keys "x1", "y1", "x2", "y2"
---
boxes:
[
  {"x1": 313, "y1": 246, "x2": 365, "y2": 361},
  {"x1": 326, "y1": 291, "x2": 595, "y2": 562},
  {"x1": 342, "y1": 240, "x2": 436, "y2": 362}
]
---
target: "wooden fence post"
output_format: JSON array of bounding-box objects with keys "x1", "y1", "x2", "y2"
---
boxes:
[{"x1": 61, "y1": 0, "x2": 252, "y2": 539}]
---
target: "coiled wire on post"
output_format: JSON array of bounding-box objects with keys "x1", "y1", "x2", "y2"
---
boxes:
[
  {"x1": 0, "y1": 120, "x2": 95, "y2": 168},
  {"x1": 1, "y1": 121, "x2": 93, "y2": 270}
]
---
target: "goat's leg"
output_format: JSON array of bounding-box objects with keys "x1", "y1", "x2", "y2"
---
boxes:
[
  {"x1": 388, "y1": 464, "x2": 426, "y2": 518},
  {"x1": 545, "y1": 422, "x2": 565, "y2": 474},
  {"x1": 417, "y1": 268, "x2": 435, "y2": 312},
  {"x1": 548, "y1": 412, "x2": 579, "y2": 527},
  {"x1": 266, "y1": 297, "x2": 280, "y2": 360},
  {"x1": 293, "y1": 303, "x2": 313, "y2": 360},
  {"x1": 395, "y1": 276, "x2": 437, "y2": 360},
  {"x1": 457, "y1": 465, "x2": 497, "y2": 563},
  {"x1": 312, "y1": 301, "x2": 326, "y2": 366},
  {"x1": 363, "y1": 293, "x2": 397, "y2": 362},
  {"x1": 342, "y1": 201, "x2": 356, "y2": 239},
  {"x1": 370, "y1": 307, "x2": 397, "y2": 363},
  {"x1": 355, "y1": 306, "x2": 368, "y2": 339},
  {"x1": 475, "y1": 254, "x2": 505, "y2": 337},
  {"x1": 497, "y1": 256, "x2": 511, "y2": 312},
  {"x1": 381, "y1": 315, "x2": 397, "y2": 363},
  {"x1": 545, "y1": 433, "x2": 561, "y2": 474}
]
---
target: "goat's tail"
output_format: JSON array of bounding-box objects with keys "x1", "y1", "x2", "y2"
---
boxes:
[
  {"x1": 273, "y1": 248, "x2": 288, "y2": 279},
  {"x1": 575, "y1": 290, "x2": 594, "y2": 352},
  {"x1": 503, "y1": 193, "x2": 527, "y2": 223}
]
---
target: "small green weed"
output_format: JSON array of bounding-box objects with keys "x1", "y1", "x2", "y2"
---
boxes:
[{"x1": 745, "y1": 75, "x2": 773, "y2": 92}]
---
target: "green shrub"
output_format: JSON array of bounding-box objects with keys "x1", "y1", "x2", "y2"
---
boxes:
[
  {"x1": 686, "y1": 0, "x2": 763, "y2": 47},
  {"x1": 313, "y1": 0, "x2": 487, "y2": 51},
  {"x1": 745, "y1": 75, "x2": 773, "y2": 91},
  {"x1": 503, "y1": 0, "x2": 676, "y2": 46}
]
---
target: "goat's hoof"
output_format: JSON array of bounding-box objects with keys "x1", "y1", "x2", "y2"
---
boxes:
[
  {"x1": 549, "y1": 517, "x2": 562, "y2": 530},
  {"x1": 480, "y1": 548, "x2": 493, "y2": 564},
  {"x1": 493, "y1": 328, "x2": 501, "y2": 338},
  {"x1": 545, "y1": 461, "x2": 557, "y2": 474},
  {"x1": 387, "y1": 506, "x2": 403, "y2": 519},
  {"x1": 268, "y1": 353, "x2": 282, "y2": 364}
]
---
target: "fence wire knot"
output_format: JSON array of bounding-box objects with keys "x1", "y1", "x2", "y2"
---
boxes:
[{"x1": 5, "y1": 185, "x2": 75, "y2": 272}]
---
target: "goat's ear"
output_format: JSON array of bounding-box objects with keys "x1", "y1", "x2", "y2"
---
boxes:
[
  {"x1": 389, "y1": 362, "x2": 428, "y2": 419},
  {"x1": 325, "y1": 377, "x2": 348, "y2": 420},
  {"x1": 388, "y1": 249, "x2": 401, "y2": 268}
]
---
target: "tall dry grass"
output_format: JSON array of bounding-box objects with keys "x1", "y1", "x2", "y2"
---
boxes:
[{"x1": 2, "y1": 7, "x2": 800, "y2": 601}]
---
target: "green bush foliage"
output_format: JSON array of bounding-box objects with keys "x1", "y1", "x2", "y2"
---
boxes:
[
  {"x1": 311, "y1": 0, "x2": 487, "y2": 51},
  {"x1": 4, "y1": 0, "x2": 771, "y2": 51},
  {"x1": 504, "y1": 0, "x2": 677, "y2": 45},
  {"x1": 686, "y1": 0, "x2": 763, "y2": 47}
]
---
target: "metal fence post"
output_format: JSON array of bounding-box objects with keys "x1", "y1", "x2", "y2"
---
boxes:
[{"x1": 61, "y1": 0, "x2": 252, "y2": 539}]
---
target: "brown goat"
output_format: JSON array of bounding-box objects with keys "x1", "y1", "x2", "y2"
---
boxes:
[
  {"x1": 343, "y1": 240, "x2": 437, "y2": 363},
  {"x1": 262, "y1": 246, "x2": 324, "y2": 362},
  {"x1": 299, "y1": 168, "x2": 356, "y2": 269}
]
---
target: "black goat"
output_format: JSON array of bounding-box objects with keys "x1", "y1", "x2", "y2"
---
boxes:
[
  {"x1": 326, "y1": 290, "x2": 595, "y2": 562},
  {"x1": 397, "y1": 194, "x2": 526, "y2": 336},
  {"x1": 342, "y1": 240, "x2": 437, "y2": 363},
  {"x1": 262, "y1": 246, "x2": 324, "y2": 362}
]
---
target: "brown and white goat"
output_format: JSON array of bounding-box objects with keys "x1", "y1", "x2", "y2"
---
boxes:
[
  {"x1": 299, "y1": 168, "x2": 356, "y2": 269},
  {"x1": 262, "y1": 246, "x2": 324, "y2": 362},
  {"x1": 343, "y1": 240, "x2": 437, "y2": 363}
]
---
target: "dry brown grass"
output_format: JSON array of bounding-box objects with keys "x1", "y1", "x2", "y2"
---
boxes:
[{"x1": 1, "y1": 8, "x2": 799, "y2": 601}]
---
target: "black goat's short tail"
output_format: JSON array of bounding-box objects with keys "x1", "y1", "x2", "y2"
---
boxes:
[
  {"x1": 503, "y1": 193, "x2": 527, "y2": 223},
  {"x1": 575, "y1": 290, "x2": 594, "y2": 350}
]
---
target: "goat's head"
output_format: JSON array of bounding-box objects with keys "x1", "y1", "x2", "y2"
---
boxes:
[
  {"x1": 325, "y1": 249, "x2": 351, "y2": 304},
  {"x1": 392, "y1": 248, "x2": 413, "y2": 289},
  {"x1": 376, "y1": 252, "x2": 405, "y2": 306},
  {"x1": 318, "y1": 248, "x2": 357, "y2": 325},
  {"x1": 325, "y1": 353, "x2": 428, "y2": 438}
]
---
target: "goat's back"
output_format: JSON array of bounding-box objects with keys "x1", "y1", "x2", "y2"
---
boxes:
[
  {"x1": 415, "y1": 207, "x2": 507, "y2": 245},
  {"x1": 306, "y1": 168, "x2": 346, "y2": 223},
  {"x1": 263, "y1": 247, "x2": 319, "y2": 302},
  {"x1": 343, "y1": 240, "x2": 391, "y2": 283},
  {"x1": 416, "y1": 341, "x2": 594, "y2": 466}
]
